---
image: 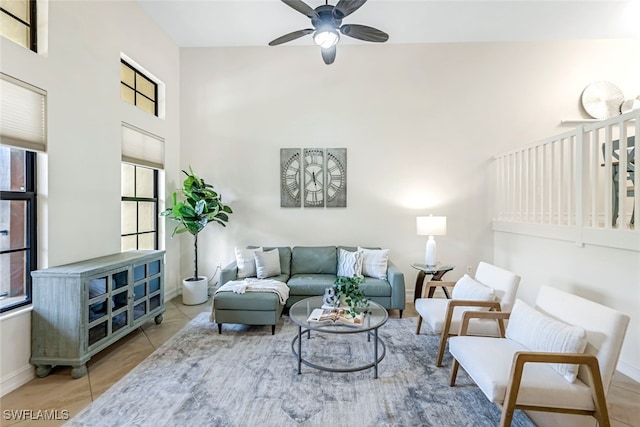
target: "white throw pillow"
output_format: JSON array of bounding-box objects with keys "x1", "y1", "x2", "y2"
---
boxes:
[
  {"x1": 451, "y1": 274, "x2": 495, "y2": 301},
  {"x1": 235, "y1": 247, "x2": 263, "y2": 278},
  {"x1": 506, "y1": 299, "x2": 588, "y2": 383},
  {"x1": 254, "y1": 249, "x2": 282, "y2": 279},
  {"x1": 337, "y1": 249, "x2": 363, "y2": 277},
  {"x1": 358, "y1": 247, "x2": 389, "y2": 280}
]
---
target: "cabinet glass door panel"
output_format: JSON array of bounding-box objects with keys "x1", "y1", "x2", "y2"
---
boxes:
[
  {"x1": 89, "y1": 300, "x2": 108, "y2": 323},
  {"x1": 149, "y1": 260, "x2": 161, "y2": 276},
  {"x1": 134, "y1": 264, "x2": 146, "y2": 282},
  {"x1": 88, "y1": 278, "x2": 107, "y2": 298},
  {"x1": 112, "y1": 290, "x2": 128, "y2": 311},
  {"x1": 112, "y1": 270, "x2": 128, "y2": 290},
  {"x1": 150, "y1": 295, "x2": 161, "y2": 311},
  {"x1": 89, "y1": 321, "x2": 108, "y2": 346},
  {"x1": 112, "y1": 311, "x2": 128, "y2": 333},
  {"x1": 149, "y1": 277, "x2": 160, "y2": 294},
  {"x1": 133, "y1": 283, "x2": 146, "y2": 301},
  {"x1": 134, "y1": 301, "x2": 146, "y2": 320}
]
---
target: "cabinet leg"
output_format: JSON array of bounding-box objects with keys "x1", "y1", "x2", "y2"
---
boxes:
[
  {"x1": 35, "y1": 365, "x2": 52, "y2": 378},
  {"x1": 71, "y1": 365, "x2": 87, "y2": 379},
  {"x1": 154, "y1": 314, "x2": 164, "y2": 325}
]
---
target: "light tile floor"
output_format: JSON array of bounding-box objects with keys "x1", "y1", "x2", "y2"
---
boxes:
[{"x1": 1, "y1": 299, "x2": 638, "y2": 426}]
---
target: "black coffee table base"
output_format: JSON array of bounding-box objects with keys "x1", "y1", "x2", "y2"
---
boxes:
[{"x1": 291, "y1": 326, "x2": 386, "y2": 379}]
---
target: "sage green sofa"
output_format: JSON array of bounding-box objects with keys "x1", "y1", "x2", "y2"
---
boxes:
[{"x1": 214, "y1": 246, "x2": 406, "y2": 333}]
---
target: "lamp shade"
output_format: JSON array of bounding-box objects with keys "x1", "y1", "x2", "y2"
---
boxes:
[{"x1": 416, "y1": 216, "x2": 447, "y2": 236}]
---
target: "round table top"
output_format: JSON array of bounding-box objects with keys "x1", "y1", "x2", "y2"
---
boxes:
[
  {"x1": 410, "y1": 263, "x2": 454, "y2": 274},
  {"x1": 289, "y1": 296, "x2": 388, "y2": 333}
]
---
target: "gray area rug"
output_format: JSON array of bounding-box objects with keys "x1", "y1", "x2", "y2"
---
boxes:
[{"x1": 67, "y1": 314, "x2": 534, "y2": 427}]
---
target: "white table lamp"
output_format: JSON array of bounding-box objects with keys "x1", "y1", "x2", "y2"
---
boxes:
[{"x1": 416, "y1": 215, "x2": 447, "y2": 267}]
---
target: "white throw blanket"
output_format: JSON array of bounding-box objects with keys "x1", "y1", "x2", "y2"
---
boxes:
[{"x1": 215, "y1": 278, "x2": 290, "y2": 305}]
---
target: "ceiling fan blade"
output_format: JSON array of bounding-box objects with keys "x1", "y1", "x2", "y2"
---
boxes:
[
  {"x1": 321, "y1": 46, "x2": 337, "y2": 65},
  {"x1": 340, "y1": 24, "x2": 389, "y2": 43},
  {"x1": 268, "y1": 29, "x2": 314, "y2": 46},
  {"x1": 333, "y1": 0, "x2": 367, "y2": 19},
  {"x1": 281, "y1": 0, "x2": 319, "y2": 19}
]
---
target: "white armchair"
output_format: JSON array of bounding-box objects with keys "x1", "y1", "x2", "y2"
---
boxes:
[
  {"x1": 415, "y1": 261, "x2": 521, "y2": 366},
  {"x1": 448, "y1": 285, "x2": 630, "y2": 427}
]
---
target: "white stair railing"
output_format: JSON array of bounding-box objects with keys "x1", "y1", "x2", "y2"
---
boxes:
[{"x1": 495, "y1": 110, "x2": 639, "y2": 233}]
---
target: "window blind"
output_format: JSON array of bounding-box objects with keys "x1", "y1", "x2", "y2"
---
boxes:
[
  {"x1": 0, "y1": 73, "x2": 47, "y2": 152},
  {"x1": 121, "y1": 123, "x2": 164, "y2": 169}
]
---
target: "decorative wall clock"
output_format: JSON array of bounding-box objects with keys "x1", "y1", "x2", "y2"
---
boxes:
[
  {"x1": 326, "y1": 148, "x2": 346, "y2": 208},
  {"x1": 304, "y1": 148, "x2": 325, "y2": 207},
  {"x1": 280, "y1": 148, "x2": 301, "y2": 207},
  {"x1": 280, "y1": 147, "x2": 347, "y2": 208}
]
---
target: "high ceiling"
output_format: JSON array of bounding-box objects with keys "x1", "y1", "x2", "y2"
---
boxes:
[{"x1": 136, "y1": 0, "x2": 638, "y2": 47}]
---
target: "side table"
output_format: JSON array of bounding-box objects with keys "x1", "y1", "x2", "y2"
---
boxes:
[{"x1": 410, "y1": 263, "x2": 454, "y2": 301}]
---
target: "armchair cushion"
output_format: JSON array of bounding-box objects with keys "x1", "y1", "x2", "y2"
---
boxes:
[
  {"x1": 415, "y1": 298, "x2": 501, "y2": 335},
  {"x1": 451, "y1": 274, "x2": 495, "y2": 304},
  {"x1": 506, "y1": 300, "x2": 587, "y2": 382},
  {"x1": 448, "y1": 336, "x2": 595, "y2": 410}
]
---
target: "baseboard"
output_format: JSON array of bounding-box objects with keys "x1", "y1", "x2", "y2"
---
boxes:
[
  {"x1": 617, "y1": 359, "x2": 640, "y2": 383},
  {"x1": 164, "y1": 286, "x2": 180, "y2": 303},
  {"x1": 0, "y1": 364, "x2": 35, "y2": 397}
]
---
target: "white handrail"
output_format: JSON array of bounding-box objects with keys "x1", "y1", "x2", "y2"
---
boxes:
[{"x1": 495, "y1": 110, "x2": 639, "y2": 232}]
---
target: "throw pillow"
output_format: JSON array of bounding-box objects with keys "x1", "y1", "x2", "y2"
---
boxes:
[
  {"x1": 255, "y1": 248, "x2": 282, "y2": 279},
  {"x1": 337, "y1": 249, "x2": 364, "y2": 277},
  {"x1": 235, "y1": 247, "x2": 263, "y2": 278},
  {"x1": 358, "y1": 247, "x2": 389, "y2": 280},
  {"x1": 506, "y1": 299, "x2": 588, "y2": 383},
  {"x1": 451, "y1": 274, "x2": 495, "y2": 301}
]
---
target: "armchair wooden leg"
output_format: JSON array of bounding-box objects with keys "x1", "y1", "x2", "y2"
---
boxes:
[
  {"x1": 416, "y1": 316, "x2": 423, "y2": 334},
  {"x1": 436, "y1": 331, "x2": 450, "y2": 367},
  {"x1": 449, "y1": 359, "x2": 459, "y2": 386}
]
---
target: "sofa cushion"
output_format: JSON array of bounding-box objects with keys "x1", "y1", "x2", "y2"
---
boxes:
[
  {"x1": 291, "y1": 246, "x2": 337, "y2": 275},
  {"x1": 358, "y1": 247, "x2": 390, "y2": 280},
  {"x1": 287, "y1": 274, "x2": 337, "y2": 295},
  {"x1": 249, "y1": 246, "x2": 291, "y2": 276},
  {"x1": 360, "y1": 277, "x2": 392, "y2": 297},
  {"x1": 235, "y1": 247, "x2": 263, "y2": 278},
  {"x1": 506, "y1": 299, "x2": 587, "y2": 383},
  {"x1": 337, "y1": 248, "x2": 364, "y2": 277},
  {"x1": 255, "y1": 249, "x2": 282, "y2": 279}
]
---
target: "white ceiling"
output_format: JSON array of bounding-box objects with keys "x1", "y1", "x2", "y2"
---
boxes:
[{"x1": 136, "y1": 0, "x2": 639, "y2": 47}]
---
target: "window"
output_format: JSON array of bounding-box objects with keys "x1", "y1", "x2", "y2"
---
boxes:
[
  {"x1": 0, "y1": 0, "x2": 37, "y2": 52},
  {"x1": 121, "y1": 164, "x2": 158, "y2": 251},
  {"x1": 120, "y1": 60, "x2": 158, "y2": 116},
  {"x1": 0, "y1": 147, "x2": 36, "y2": 312}
]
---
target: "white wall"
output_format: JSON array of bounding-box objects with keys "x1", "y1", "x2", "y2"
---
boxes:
[
  {"x1": 0, "y1": 1, "x2": 181, "y2": 395},
  {"x1": 179, "y1": 40, "x2": 639, "y2": 289}
]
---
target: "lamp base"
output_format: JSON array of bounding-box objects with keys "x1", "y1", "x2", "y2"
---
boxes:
[{"x1": 425, "y1": 236, "x2": 437, "y2": 267}]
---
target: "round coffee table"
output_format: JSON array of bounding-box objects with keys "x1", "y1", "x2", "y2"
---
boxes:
[{"x1": 289, "y1": 296, "x2": 388, "y2": 379}]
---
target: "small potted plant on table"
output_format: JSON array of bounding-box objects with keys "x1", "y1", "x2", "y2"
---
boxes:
[{"x1": 333, "y1": 275, "x2": 370, "y2": 318}]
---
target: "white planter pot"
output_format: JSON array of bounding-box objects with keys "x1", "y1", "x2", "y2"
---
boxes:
[{"x1": 182, "y1": 276, "x2": 208, "y2": 305}]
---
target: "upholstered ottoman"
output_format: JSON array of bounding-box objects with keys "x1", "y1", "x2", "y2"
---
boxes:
[{"x1": 212, "y1": 291, "x2": 284, "y2": 335}]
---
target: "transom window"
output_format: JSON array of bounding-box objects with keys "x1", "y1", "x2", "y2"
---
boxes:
[
  {"x1": 0, "y1": 0, "x2": 37, "y2": 52},
  {"x1": 120, "y1": 60, "x2": 158, "y2": 116},
  {"x1": 121, "y1": 164, "x2": 158, "y2": 251},
  {"x1": 0, "y1": 147, "x2": 36, "y2": 313}
]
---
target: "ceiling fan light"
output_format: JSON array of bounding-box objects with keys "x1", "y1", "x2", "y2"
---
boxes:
[{"x1": 313, "y1": 29, "x2": 340, "y2": 49}]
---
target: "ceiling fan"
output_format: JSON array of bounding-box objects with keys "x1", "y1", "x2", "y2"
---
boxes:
[{"x1": 268, "y1": 0, "x2": 389, "y2": 65}]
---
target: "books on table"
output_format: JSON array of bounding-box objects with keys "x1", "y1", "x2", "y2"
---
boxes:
[{"x1": 307, "y1": 308, "x2": 365, "y2": 325}]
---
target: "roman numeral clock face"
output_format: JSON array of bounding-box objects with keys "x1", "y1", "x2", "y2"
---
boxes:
[
  {"x1": 304, "y1": 149, "x2": 325, "y2": 207},
  {"x1": 280, "y1": 148, "x2": 347, "y2": 208}
]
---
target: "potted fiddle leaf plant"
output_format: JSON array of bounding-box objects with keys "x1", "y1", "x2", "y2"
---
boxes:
[
  {"x1": 333, "y1": 275, "x2": 369, "y2": 318},
  {"x1": 161, "y1": 167, "x2": 232, "y2": 305}
]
